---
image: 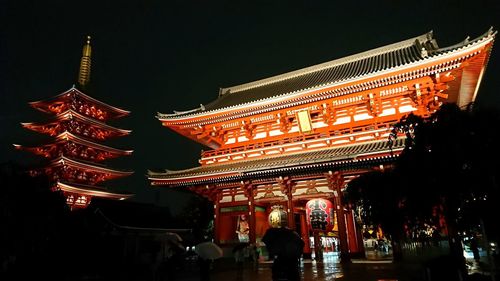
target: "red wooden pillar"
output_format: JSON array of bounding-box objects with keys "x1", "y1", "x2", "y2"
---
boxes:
[
  {"x1": 213, "y1": 192, "x2": 221, "y2": 244},
  {"x1": 335, "y1": 200, "x2": 349, "y2": 262},
  {"x1": 348, "y1": 208, "x2": 365, "y2": 257},
  {"x1": 287, "y1": 193, "x2": 295, "y2": 230},
  {"x1": 300, "y1": 211, "x2": 312, "y2": 259},
  {"x1": 327, "y1": 171, "x2": 350, "y2": 263},
  {"x1": 289, "y1": 180, "x2": 296, "y2": 230},
  {"x1": 278, "y1": 176, "x2": 295, "y2": 230},
  {"x1": 346, "y1": 209, "x2": 360, "y2": 254},
  {"x1": 244, "y1": 181, "x2": 257, "y2": 244}
]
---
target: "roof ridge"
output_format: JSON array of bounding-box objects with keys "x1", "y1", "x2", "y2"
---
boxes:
[
  {"x1": 221, "y1": 31, "x2": 433, "y2": 95},
  {"x1": 55, "y1": 131, "x2": 133, "y2": 154},
  {"x1": 57, "y1": 181, "x2": 134, "y2": 198},
  {"x1": 14, "y1": 132, "x2": 133, "y2": 154},
  {"x1": 434, "y1": 27, "x2": 497, "y2": 54},
  {"x1": 159, "y1": 28, "x2": 495, "y2": 121},
  {"x1": 57, "y1": 109, "x2": 132, "y2": 134},
  {"x1": 70, "y1": 86, "x2": 131, "y2": 115},
  {"x1": 55, "y1": 155, "x2": 134, "y2": 174},
  {"x1": 29, "y1": 86, "x2": 130, "y2": 116}
]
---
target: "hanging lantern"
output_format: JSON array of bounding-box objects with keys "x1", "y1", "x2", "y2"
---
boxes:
[
  {"x1": 306, "y1": 198, "x2": 335, "y2": 231},
  {"x1": 268, "y1": 205, "x2": 288, "y2": 228}
]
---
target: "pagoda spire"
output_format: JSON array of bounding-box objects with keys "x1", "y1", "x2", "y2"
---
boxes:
[{"x1": 77, "y1": 35, "x2": 92, "y2": 87}]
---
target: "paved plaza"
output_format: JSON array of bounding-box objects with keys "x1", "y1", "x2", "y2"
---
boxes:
[
  {"x1": 175, "y1": 252, "x2": 423, "y2": 281},
  {"x1": 169, "y1": 249, "x2": 497, "y2": 281}
]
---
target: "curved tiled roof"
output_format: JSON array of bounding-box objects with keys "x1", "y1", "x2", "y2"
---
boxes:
[
  {"x1": 22, "y1": 109, "x2": 132, "y2": 136},
  {"x1": 158, "y1": 29, "x2": 496, "y2": 119},
  {"x1": 159, "y1": 28, "x2": 495, "y2": 120},
  {"x1": 57, "y1": 181, "x2": 133, "y2": 199},
  {"x1": 148, "y1": 138, "x2": 405, "y2": 186},
  {"x1": 29, "y1": 86, "x2": 130, "y2": 119},
  {"x1": 54, "y1": 131, "x2": 133, "y2": 155},
  {"x1": 15, "y1": 131, "x2": 133, "y2": 156},
  {"x1": 49, "y1": 155, "x2": 134, "y2": 175},
  {"x1": 208, "y1": 33, "x2": 434, "y2": 110}
]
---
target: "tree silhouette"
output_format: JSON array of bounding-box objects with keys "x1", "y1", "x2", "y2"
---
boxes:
[
  {"x1": 175, "y1": 192, "x2": 214, "y2": 242},
  {"x1": 0, "y1": 162, "x2": 122, "y2": 280},
  {"x1": 0, "y1": 161, "x2": 71, "y2": 280},
  {"x1": 346, "y1": 103, "x2": 500, "y2": 268}
]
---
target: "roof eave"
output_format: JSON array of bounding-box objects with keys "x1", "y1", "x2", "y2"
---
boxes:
[
  {"x1": 157, "y1": 29, "x2": 495, "y2": 123},
  {"x1": 57, "y1": 181, "x2": 134, "y2": 200},
  {"x1": 29, "y1": 87, "x2": 130, "y2": 117}
]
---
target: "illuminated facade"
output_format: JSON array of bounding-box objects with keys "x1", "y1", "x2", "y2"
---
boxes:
[
  {"x1": 15, "y1": 36, "x2": 134, "y2": 209},
  {"x1": 149, "y1": 29, "x2": 496, "y2": 259}
]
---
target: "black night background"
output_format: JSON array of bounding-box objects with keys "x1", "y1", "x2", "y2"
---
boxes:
[
  {"x1": 2, "y1": 1, "x2": 500, "y2": 280},
  {"x1": 1, "y1": 0, "x2": 499, "y2": 214}
]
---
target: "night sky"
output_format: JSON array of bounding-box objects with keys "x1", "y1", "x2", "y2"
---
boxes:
[{"x1": 1, "y1": 0, "x2": 499, "y2": 214}]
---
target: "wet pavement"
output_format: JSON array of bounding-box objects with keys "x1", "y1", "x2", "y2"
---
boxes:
[{"x1": 175, "y1": 252, "x2": 423, "y2": 281}]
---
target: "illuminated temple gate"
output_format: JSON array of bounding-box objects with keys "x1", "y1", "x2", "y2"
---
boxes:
[{"x1": 148, "y1": 29, "x2": 495, "y2": 260}]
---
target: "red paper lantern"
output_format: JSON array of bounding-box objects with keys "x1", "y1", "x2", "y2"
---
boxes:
[{"x1": 306, "y1": 198, "x2": 335, "y2": 231}]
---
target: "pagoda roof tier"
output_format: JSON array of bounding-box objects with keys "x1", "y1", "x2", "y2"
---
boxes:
[
  {"x1": 48, "y1": 155, "x2": 134, "y2": 178},
  {"x1": 56, "y1": 181, "x2": 133, "y2": 200},
  {"x1": 22, "y1": 109, "x2": 131, "y2": 140},
  {"x1": 148, "y1": 138, "x2": 405, "y2": 187},
  {"x1": 13, "y1": 131, "x2": 133, "y2": 161},
  {"x1": 29, "y1": 86, "x2": 130, "y2": 121},
  {"x1": 158, "y1": 28, "x2": 495, "y2": 125}
]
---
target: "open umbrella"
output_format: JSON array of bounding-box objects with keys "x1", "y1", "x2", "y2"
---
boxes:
[
  {"x1": 163, "y1": 233, "x2": 185, "y2": 255},
  {"x1": 195, "y1": 241, "x2": 223, "y2": 260},
  {"x1": 262, "y1": 227, "x2": 304, "y2": 259},
  {"x1": 165, "y1": 232, "x2": 183, "y2": 243}
]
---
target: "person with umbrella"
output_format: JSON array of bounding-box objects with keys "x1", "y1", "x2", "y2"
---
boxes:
[
  {"x1": 262, "y1": 226, "x2": 304, "y2": 281},
  {"x1": 161, "y1": 236, "x2": 186, "y2": 281},
  {"x1": 195, "y1": 241, "x2": 223, "y2": 281}
]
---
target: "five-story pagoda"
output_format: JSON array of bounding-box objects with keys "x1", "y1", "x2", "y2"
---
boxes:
[{"x1": 15, "y1": 36, "x2": 134, "y2": 210}]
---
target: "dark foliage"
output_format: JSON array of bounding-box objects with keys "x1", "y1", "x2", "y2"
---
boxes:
[
  {"x1": 174, "y1": 191, "x2": 214, "y2": 243},
  {"x1": 0, "y1": 161, "x2": 208, "y2": 280},
  {"x1": 346, "y1": 102, "x2": 500, "y2": 252},
  {"x1": 0, "y1": 161, "x2": 70, "y2": 280}
]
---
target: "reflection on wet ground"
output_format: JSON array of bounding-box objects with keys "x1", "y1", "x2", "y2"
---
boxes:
[
  {"x1": 305, "y1": 253, "x2": 344, "y2": 280},
  {"x1": 175, "y1": 248, "x2": 495, "y2": 281},
  {"x1": 208, "y1": 253, "x2": 344, "y2": 281},
  {"x1": 179, "y1": 252, "x2": 410, "y2": 281}
]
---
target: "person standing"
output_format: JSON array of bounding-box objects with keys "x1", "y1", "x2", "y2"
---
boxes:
[
  {"x1": 470, "y1": 236, "x2": 480, "y2": 263},
  {"x1": 263, "y1": 227, "x2": 304, "y2": 281}
]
